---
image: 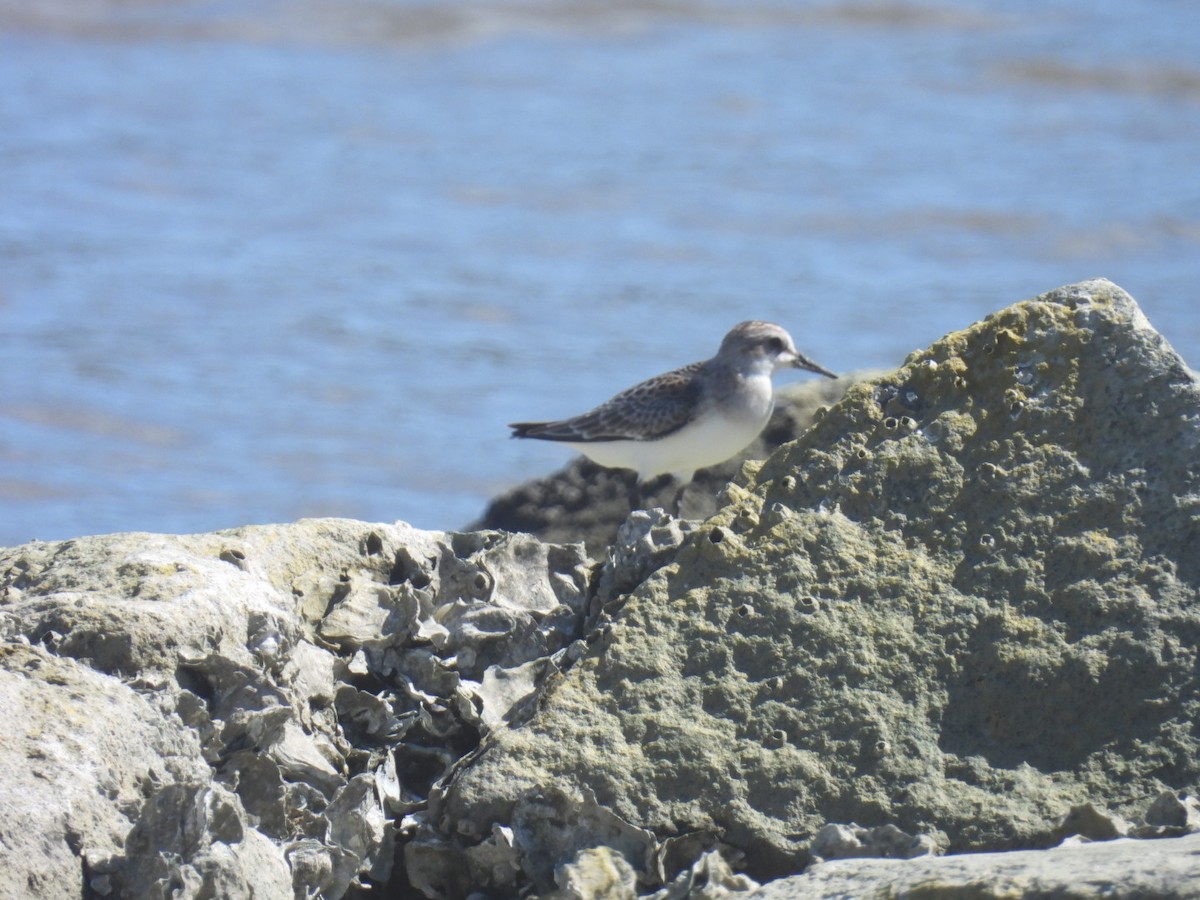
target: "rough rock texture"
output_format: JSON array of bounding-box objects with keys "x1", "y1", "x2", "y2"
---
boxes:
[
  {"x1": 751, "y1": 832, "x2": 1200, "y2": 899},
  {"x1": 474, "y1": 376, "x2": 860, "y2": 554},
  {"x1": 0, "y1": 519, "x2": 590, "y2": 898},
  {"x1": 436, "y1": 279, "x2": 1200, "y2": 893},
  {"x1": 4, "y1": 279, "x2": 1198, "y2": 900}
]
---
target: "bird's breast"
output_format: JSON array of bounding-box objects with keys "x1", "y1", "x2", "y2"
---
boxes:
[{"x1": 717, "y1": 372, "x2": 775, "y2": 426}]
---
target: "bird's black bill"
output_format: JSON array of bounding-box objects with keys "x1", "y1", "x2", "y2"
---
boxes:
[{"x1": 793, "y1": 354, "x2": 838, "y2": 379}]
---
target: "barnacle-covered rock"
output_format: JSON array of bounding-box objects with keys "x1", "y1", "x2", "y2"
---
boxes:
[
  {"x1": 439, "y1": 279, "x2": 1200, "y2": 891},
  {"x1": 97, "y1": 782, "x2": 295, "y2": 899},
  {"x1": 807, "y1": 823, "x2": 936, "y2": 861},
  {"x1": 1143, "y1": 791, "x2": 1200, "y2": 834}
]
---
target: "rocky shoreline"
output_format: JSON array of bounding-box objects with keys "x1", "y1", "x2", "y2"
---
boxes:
[{"x1": 2, "y1": 279, "x2": 1199, "y2": 898}]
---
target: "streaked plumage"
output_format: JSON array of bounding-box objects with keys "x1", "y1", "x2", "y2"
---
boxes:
[{"x1": 510, "y1": 361, "x2": 705, "y2": 443}]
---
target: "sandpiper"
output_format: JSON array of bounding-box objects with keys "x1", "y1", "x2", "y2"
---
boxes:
[{"x1": 509, "y1": 321, "x2": 836, "y2": 489}]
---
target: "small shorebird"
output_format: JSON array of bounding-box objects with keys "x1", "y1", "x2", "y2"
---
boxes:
[{"x1": 509, "y1": 321, "x2": 836, "y2": 499}]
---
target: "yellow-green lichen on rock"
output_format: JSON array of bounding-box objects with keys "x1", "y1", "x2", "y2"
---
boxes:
[{"x1": 438, "y1": 280, "x2": 1200, "y2": 891}]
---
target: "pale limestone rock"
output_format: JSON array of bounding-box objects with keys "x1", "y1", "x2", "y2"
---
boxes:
[
  {"x1": 0, "y1": 519, "x2": 589, "y2": 898},
  {"x1": 751, "y1": 833, "x2": 1200, "y2": 899}
]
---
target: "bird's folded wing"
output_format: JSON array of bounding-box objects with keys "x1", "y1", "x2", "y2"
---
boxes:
[{"x1": 510, "y1": 361, "x2": 704, "y2": 442}]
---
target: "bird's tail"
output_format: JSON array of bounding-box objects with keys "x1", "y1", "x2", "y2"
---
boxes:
[{"x1": 509, "y1": 421, "x2": 547, "y2": 439}]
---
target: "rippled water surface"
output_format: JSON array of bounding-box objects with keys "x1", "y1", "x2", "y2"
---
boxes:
[{"x1": 1, "y1": 0, "x2": 1198, "y2": 546}]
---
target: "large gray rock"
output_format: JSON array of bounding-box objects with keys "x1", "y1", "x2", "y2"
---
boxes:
[
  {"x1": 0, "y1": 519, "x2": 589, "y2": 898},
  {"x1": 435, "y1": 279, "x2": 1200, "y2": 893}
]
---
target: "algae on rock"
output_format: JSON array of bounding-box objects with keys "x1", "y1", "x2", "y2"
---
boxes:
[{"x1": 437, "y1": 279, "x2": 1200, "y2": 891}]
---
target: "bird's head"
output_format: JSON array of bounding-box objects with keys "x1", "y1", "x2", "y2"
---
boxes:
[{"x1": 719, "y1": 321, "x2": 838, "y2": 379}]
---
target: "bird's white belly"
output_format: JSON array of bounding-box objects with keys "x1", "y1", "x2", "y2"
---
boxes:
[{"x1": 566, "y1": 407, "x2": 770, "y2": 482}]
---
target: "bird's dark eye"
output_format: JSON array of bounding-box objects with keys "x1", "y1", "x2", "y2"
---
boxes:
[{"x1": 766, "y1": 337, "x2": 786, "y2": 353}]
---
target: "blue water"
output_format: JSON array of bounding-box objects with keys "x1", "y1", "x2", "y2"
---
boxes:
[{"x1": 1, "y1": 1, "x2": 1198, "y2": 547}]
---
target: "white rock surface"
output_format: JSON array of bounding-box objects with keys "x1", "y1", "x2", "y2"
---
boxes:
[
  {"x1": 0, "y1": 518, "x2": 589, "y2": 898},
  {"x1": 751, "y1": 833, "x2": 1200, "y2": 899}
]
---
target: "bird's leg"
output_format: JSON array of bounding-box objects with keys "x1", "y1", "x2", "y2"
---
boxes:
[
  {"x1": 671, "y1": 480, "x2": 688, "y2": 517},
  {"x1": 626, "y1": 475, "x2": 643, "y2": 513},
  {"x1": 629, "y1": 473, "x2": 675, "y2": 513}
]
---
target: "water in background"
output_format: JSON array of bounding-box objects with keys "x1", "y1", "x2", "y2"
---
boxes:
[{"x1": 1, "y1": 0, "x2": 1198, "y2": 547}]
